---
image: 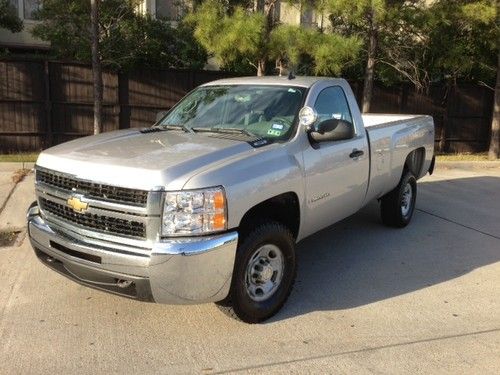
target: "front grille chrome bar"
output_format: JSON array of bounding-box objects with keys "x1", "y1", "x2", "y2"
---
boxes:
[
  {"x1": 40, "y1": 198, "x2": 146, "y2": 239},
  {"x1": 36, "y1": 167, "x2": 148, "y2": 207}
]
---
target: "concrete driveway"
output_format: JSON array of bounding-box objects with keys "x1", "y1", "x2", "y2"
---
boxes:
[{"x1": 0, "y1": 166, "x2": 499, "y2": 374}]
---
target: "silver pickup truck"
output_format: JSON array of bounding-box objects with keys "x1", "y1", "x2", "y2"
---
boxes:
[{"x1": 27, "y1": 76, "x2": 435, "y2": 323}]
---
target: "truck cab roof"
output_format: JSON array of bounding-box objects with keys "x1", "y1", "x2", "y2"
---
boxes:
[{"x1": 201, "y1": 76, "x2": 348, "y2": 88}]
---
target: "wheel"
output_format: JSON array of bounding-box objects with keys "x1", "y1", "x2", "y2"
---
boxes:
[
  {"x1": 380, "y1": 171, "x2": 417, "y2": 228},
  {"x1": 216, "y1": 221, "x2": 296, "y2": 323}
]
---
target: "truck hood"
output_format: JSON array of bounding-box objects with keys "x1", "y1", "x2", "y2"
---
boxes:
[{"x1": 36, "y1": 129, "x2": 255, "y2": 190}]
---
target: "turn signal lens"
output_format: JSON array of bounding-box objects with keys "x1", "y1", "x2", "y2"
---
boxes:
[
  {"x1": 213, "y1": 191, "x2": 225, "y2": 211},
  {"x1": 212, "y1": 212, "x2": 226, "y2": 231}
]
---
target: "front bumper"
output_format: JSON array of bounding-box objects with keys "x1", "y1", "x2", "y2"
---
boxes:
[{"x1": 27, "y1": 203, "x2": 238, "y2": 304}]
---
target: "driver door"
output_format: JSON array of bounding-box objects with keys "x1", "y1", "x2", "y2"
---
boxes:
[{"x1": 302, "y1": 85, "x2": 369, "y2": 235}]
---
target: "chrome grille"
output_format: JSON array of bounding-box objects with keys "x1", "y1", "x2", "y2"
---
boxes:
[
  {"x1": 39, "y1": 198, "x2": 146, "y2": 239},
  {"x1": 36, "y1": 169, "x2": 148, "y2": 206}
]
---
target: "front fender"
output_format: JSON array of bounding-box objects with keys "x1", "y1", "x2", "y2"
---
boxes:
[{"x1": 182, "y1": 143, "x2": 305, "y2": 234}]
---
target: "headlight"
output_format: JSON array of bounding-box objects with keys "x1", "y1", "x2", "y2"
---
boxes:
[{"x1": 161, "y1": 187, "x2": 227, "y2": 236}]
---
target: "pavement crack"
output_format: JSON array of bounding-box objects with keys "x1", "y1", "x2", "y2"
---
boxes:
[
  {"x1": 212, "y1": 328, "x2": 500, "y2": 374},
  {"x1": 416, "y1": 208, "x2": 500, "y2": 240},
  {"x1": 0, "y1": 184, "x2": 19, "y2": 216},
  {"x1": 0, "y1": 169, "x2": 31, "y2": 216}
]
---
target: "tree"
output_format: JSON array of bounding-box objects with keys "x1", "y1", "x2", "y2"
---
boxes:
[
  {"x1": 327, "y1": 0, "x2": 386, "y2": 112},
  {"x1": 33, "y1": 0, "x2": 207, "y2": 134},
  {"x1": 376, "y1": 1, "x2": 430, "y2": 91},
  {"x1": 187, "y1": 1, "x2": 265, "y2": 74},
  {"x1": 425, "y1": 0, "x2": 497, "y2": 158},
  {"x1": 490, "y1": 53, "x2": 499, "y2": 159},
  {"x1": 90, "y1": 0, "x2": 103, "y2": 134},
  {"x1": 188, "y1": 0, "x2": 360, "y2": 76},
  {"x1": 425, "y1": 0, "x2": 496, "y2": 83},
  {"x1": 0, "y1": 0, "x2": 23, "y2": 32},
  {"x1": 32, "y1": 0, "x2": 207, "y2": 71},
  {"x1": 269, "y1": 24, "x2": 360, "y2": 76},
  {"x1": 327, "y1": 1, "x2": 430, "y2": 111},
  {"x1": 455, "y1": 1, "x2": 498, "y2": 160}
]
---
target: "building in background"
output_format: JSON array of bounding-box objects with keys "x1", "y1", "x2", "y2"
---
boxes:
[
  {"x1": 0, "y1": 0, "x2": 47, "y2": 52},
  {"x1": 137, "y1": 0, "x2": 188, "y2": 22},
  {"x1": 0, "y1": 0, "x2": 319, "y2": 54},
  {"x1": 279, "y1": 2, "x2": 323, "y2": 29},
  {"x1": 0, "y1": 0, "x2": 190, "y2": 52}
]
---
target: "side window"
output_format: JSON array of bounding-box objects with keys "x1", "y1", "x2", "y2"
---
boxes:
[{"x1": 314, "y1": 86, "x2": 353, "y2": 125}]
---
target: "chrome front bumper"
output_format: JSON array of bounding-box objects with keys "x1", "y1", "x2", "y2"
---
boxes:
[{"x1": 27, "y1": 203, "x2": 238, "y2": 304}]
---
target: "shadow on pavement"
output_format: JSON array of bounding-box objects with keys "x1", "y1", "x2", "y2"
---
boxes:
[{"x1": 271, "y1": 176, "x2": 500, "y2": 322}]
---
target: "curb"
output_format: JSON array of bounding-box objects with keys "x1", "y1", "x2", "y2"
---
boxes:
[{"x1": 436, "y1": 161, "x2": 500, "y2": 170}]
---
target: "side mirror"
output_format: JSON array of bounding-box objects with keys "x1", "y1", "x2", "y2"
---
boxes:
[
  {"x1": 156, "y1": 110, "x2": 168, "y2": 123},
  {"x1": 309, "y1": 119, "x2": 354, "y2": 142}
]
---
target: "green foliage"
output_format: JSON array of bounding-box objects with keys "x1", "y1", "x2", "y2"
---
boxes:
[
  {"x1": 327, "y1": 0, "x2": 386, "y2": 31},
  {"x1": 187, "y1": 0, "x2": 265, "y2": 70},
  {"x1": 189, "y1": 0, "x2": 362, "y2": 75},
  {"x1": 376, "y1": 1, "x2": 431, "y2": 88},
  {"x1": 268, "y1": 25, "x2": 307, "y2": 67},
  {"x1": 32, "y1": 0, "x2": 207, "y2": 70},
  {"x1": 326, "y1": 0, "x2": 497, "y2": 85},
  {"x1": 312, "y1": 33, "x2": 361, "y2": 75},
  {"x1": 0, "y1": 0, "x2": 23, "y2": 32},
  {"x1": 269, "y1": 24, "x2": 361, "y2": 75},
  {"x1": 425, "y1": 0, "x2": 497, "y2": 83}
]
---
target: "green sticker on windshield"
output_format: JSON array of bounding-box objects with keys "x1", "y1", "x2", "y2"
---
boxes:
[{"x1": 267, "y1": 129, "x2": 282, "y2": 137}]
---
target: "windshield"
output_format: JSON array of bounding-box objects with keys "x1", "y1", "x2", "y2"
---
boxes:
[{"x1": 158, "y1": 85, "x2": 306, "y2": 141}]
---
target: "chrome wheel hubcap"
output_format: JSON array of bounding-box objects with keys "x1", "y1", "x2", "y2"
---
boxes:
[
  {"x1": 401, "y1": 183, "x2": 413, "y2": 216},
  {"x1": 245, "y1": 244, "x2": 284, "y2": 302}
]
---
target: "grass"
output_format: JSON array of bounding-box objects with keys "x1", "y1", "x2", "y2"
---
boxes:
[
  {"x1": 0, "y1": 153, "x2": 39, "y2": 163},
  {"x1": 436, "y1": 153, "x2": 490, "y2": 161}
]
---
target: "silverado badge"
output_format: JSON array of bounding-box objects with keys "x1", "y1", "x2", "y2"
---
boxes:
[{"x1": 67, "y1": 195, "x2": 89, "y2": 213}]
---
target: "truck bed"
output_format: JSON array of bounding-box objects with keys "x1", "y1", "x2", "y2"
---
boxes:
[
  {"x1": 362, "y1": 114, "x2": 426, "y2": 128},
  {"x1": 361, "y1": 114, "x2": 435, "y2": 205}
]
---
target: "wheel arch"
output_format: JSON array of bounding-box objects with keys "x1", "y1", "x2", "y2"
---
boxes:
[
  {"x1": 403, "y1": 147, "x2": 426, "y2": 179},
  {"x1": 237, "y1": 192, "x2": 300, "y2": 240}
]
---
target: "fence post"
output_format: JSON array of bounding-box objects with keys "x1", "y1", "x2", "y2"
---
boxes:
[
  {"x1": 399, "y1": 83, "x2": 408, "y2": 114},
  {"x1": 190, "y1": 70, "x2": 195, "y2": 90},
  {"x1": 118, "y1": 72, "x2": 130, "y2": 129},
  {"x1": 43, "y1": 60, "x2": 52, "y2": 148},
  {"x1": 439, "y1": 84, "x2": 452, "y2": 153}
]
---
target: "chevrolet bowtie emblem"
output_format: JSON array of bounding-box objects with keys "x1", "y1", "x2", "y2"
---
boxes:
[{"x1": 67, "y1": 196, "x2": 89, "y2": 213}]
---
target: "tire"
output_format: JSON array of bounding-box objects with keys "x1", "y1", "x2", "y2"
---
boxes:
[
  {"x1": 216, "y1": 221, "x2": 296, "y2": 323},
  {"x1": 380, "y1": 171, "x2": 417, "y2": 228}
]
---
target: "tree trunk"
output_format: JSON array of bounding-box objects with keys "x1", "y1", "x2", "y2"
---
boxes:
[
  {"x1": 362, "y1": 7, "x2": 378, "y2": 113},
  {"x1": 257, "y1": 59, "x2": 266, "y2": 76},
  {"x1": 488, "y1": 52, "x2": 500, "y2": 160},
  {"x1": 254, "y1": 0, "x2": 278, "y2": 76},
  {"x1": 90, "y1": 0, "x2": 103, "y2": 135}
]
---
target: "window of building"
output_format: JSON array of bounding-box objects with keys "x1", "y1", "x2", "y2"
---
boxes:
[
  {"x1": 8, "y1": 0, "x2": 18, "y2": 12},
  {"x1": 23, "y1": 0, "x2": 41, "y2": 20},
  {"x1": 156, "y1": 0, "x2": 184, "y2": 21},
  {"x1": 300, "y1": 6, "x2": 315, "y2": 28}
]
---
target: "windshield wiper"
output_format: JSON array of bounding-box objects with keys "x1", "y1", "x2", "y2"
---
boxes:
[
  {"x1": 157, "y1": 123, "x2": 194, "y2": 133},
  {"x1": 192, "y1": 126, "x2": 255, "y2": 137}
]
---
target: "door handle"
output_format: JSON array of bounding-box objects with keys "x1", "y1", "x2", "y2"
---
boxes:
[{"x1": 349, "y1": 149, "x2": 364, "y2": 158}]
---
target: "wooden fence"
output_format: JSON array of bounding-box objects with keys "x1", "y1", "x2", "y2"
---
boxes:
[{"x1": 0, "y1": 58, "x2": 494, "y2": 153}]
